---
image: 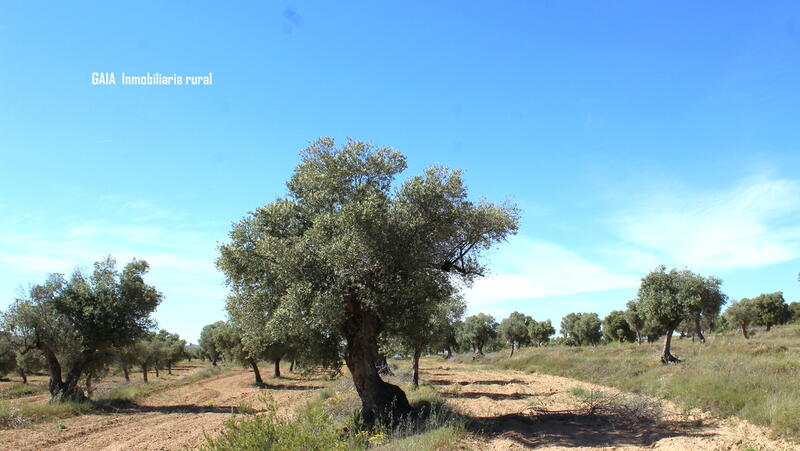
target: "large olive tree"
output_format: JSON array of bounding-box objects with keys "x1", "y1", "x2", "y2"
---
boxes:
[
  {"x1": 217, "y1": 138, "x2": 518, "y2": 424},
  {"x1": 2, "y1": 257, "x2": 161, "y2": 400}
]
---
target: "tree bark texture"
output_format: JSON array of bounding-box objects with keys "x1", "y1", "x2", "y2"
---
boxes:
[
  {"x1": 661, "y1": 330, "x2": 681, "y2": 364},
  {"x1": 249, "y1": 358, "x2": 264, "y2": 386},
  {"x1": 344, "y1": 290, "x2": 412, "y2": 425}
]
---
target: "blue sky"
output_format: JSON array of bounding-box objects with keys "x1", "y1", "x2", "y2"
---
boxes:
[{"x1": 2, "y1": 2, "x2": 799, "y2": 342}]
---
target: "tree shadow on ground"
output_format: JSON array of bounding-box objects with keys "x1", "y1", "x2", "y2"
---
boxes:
[
  {"x1": 466, "y1": 408, "x2": 712, "y2": 448},
  {"x1": 427, "y1": 379, "x2": 527, "y2": 386},
  {"x1": 440, "y1": 391, "x2": 546, "y2": 401},
  {"x1": 93, "y1": 400, "x2": 254, "y2": 416},
  {"x1": 259, "y1": 383, "x2": 322, "y2": 391}
]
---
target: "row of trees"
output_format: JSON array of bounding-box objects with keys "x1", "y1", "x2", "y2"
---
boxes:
[{"x1": 722, "y1": 292, "x2": 795, "y2": 339}]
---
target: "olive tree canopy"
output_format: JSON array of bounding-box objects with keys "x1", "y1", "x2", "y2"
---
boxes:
[{"x1": 217, "y1": 138, "x2": 519, "y2": 424}]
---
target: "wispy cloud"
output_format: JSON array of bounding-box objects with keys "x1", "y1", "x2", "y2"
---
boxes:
[
  {"x1": 463, "y1": 236, "x2": 639, "y2": 309},
  {"x1": 613, "y1": 173, "x2": 800, "y2": 269},
  {"x1": 0, "y1": 199, "x2": 227, "y2": 342}
]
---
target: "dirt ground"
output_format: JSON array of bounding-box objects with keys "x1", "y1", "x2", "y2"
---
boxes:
[
  {"x1": 1, "y1": 360, "x2": 795, "y2": 450},
  {"x1": 418, "y1": 360, "x2": 794, "y2": 451},
  {"x1": 0, "y1": 363, "x2": 328, "y2": 450}
]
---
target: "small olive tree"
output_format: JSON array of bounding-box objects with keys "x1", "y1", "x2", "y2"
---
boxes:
[
  {"x1": 752, "y1": 292, "x2": 791, "y2": 331},
  {"x1": 527, "y1": 319, "x2": 555, "y2": 346},
  {"x1": 560, "y1": 312, "x2": 602, "y2": 346},
  {"x1": 603, "y1": 310, "x2": 635, "y2": 343},
  {"x1": 198, "y1": 321, "x2": 225, "y2": 367},
  {"x1": 460, "y1": 313, "x2": 499, "y2": 356},
  {"x1": 624, "y1": 300, "x2": 645, "y2": 344},
  {"x1": 638, "y1": 266, "x2": 726, "y2": 363},
  {"x1": 499, "y1": 312, "x2": 531, "y2": 357},
  {"x1": 724, "y1": 299, "x2": 757, "y2": 339}
]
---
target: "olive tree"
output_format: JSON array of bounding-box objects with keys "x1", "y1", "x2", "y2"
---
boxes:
[
  {"x1": 198, "y1": 321, "x2": 225, "y2": 366},
  {"x1": 499, "y1": 311, "x2": 531, "y2": 357},
  {"x1": 527, "y1": 319, "x2": 555, "y2": 346},
  {"x1": 0, "y1": 333, "x2": 16, "y2": 379},
  {"x1": 603, "y1": 310, "x2": 635, "y2": 343},
  {"x1": 560, "y1": 312, "x2": 602, "y2": 346},
  {"x1": 624, "y1": 300, "x2": 645, "y2": 344},
  {"x1": 2, "y1": 257, "x2": 161, "y2": 400},
  {"x1": 752, "y1": 292, "x2": 791, "y2": 331},
  {"x1": 217, "y1": 139, "x2": 518, "y2": 424},
  {"x1": 213, "y1": 321, "x2": 266, "y2": 385},
  {"x1": 724, "y1": 299, "x2": 757, "y2": 338},
  {"x1": 154, "y1": 330, "x2": 186, "y2": 375},
  {"x1": 398, "y1": 293, "x2": 465, "y2": 389},
  {"x1": 682, "y1": 273, "x2": 727, "y2": 343},
  {"x1": 460, "y1": 314, "x2": 499, "y2": 356},
  {"x1": 638, "y1": 266, "x2": 726, "y2": 363}
]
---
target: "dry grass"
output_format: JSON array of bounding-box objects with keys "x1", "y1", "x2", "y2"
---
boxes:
[{"x1": 492, "y1": 325, "x2": 800, "y2": 440}]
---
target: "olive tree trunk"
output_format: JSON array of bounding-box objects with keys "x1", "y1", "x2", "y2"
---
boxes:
[
  {"x1": 509, "y1": 343, "x2": 515, "y2": 358},
  {"x1": 694, "y1": 316, "x2": 706, "y2": 344},
  {"x1": 141, "y1": 365, "x2": 149, "y2": 383},
  {"x1": 273, "y1": 359, "x2": 281, "y2": 378},
  {"x1": 248, "y1": 358, "x2": 263, "y2": 386},
  {"x1": 39, "y1": 343, "x2": 94, "y2": 402},
  {"x1": 122, "y1": 365, "x2": 130, "y2": 382},
  {"x1": 661, "y1": 330, "x2": 681, "y2": 364},
  {"x1": 741, "y1": 324, "x2": 749, "y2": 339},
  {"x1": 344, "y1": 292, "x2": 412, "y2": 426},
  {"x1": 411, "y1": 346, "x2": 422, "y2": 390}
]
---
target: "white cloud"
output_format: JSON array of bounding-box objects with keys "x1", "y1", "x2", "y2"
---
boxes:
[
  {"x1": 462, "y1": 236, "x2": 639, "y2": 309},
  {"x1": 614, "y1": 174, "x2": 800, "y2": 269},
  {"x1": 0, "y1": 203, "x2": 227, "y2": 343}
]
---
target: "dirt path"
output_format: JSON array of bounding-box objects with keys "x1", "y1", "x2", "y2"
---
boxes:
[
  {"x1": 0, "y1": 368, "x2": 327, "y2": 450},
  {"x1": 420, "y1": 361, "x2": 793, "y2": 450}
]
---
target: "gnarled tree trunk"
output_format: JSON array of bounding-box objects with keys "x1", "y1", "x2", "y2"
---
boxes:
[
  {"x1": 376, "y1": 354, "x2": 393, "y2": 376},
  {"x1": 741, "y1": 324, "x2": 749, "y2": 339},
  {"x1": 661, "y1": 330, "x2": 681, "y2": 364},
  {"x1": 694, "y1": 316, "x2": 705, "y2": 344},
  {"x1": 141, "y1": 365, "x2": 149, "y2": 383},
  {"x1": 39, "y1": 343, "x2": 94, "y2": 402},
  {"x1": 412, "y1": 346, "x2": 422, "y2": 390},
  {"x1": 122, "y1": 365, "x2": 130, "y2": 382},
  {"x1": 344, "y1": 292, "x2": 412, "y2": 426},
  {"x1": 248, "y1": 358, "x2": 263, "y2": 386},
  {"x1": 86, "y1": 371, "x2": 93, "y2": 398},
  {"x1": 509, "y1": 343, "x2": 515, "y2": 358},
  {"x1": 273, "y1": 359, "x2": 281, "y2": 378}
]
